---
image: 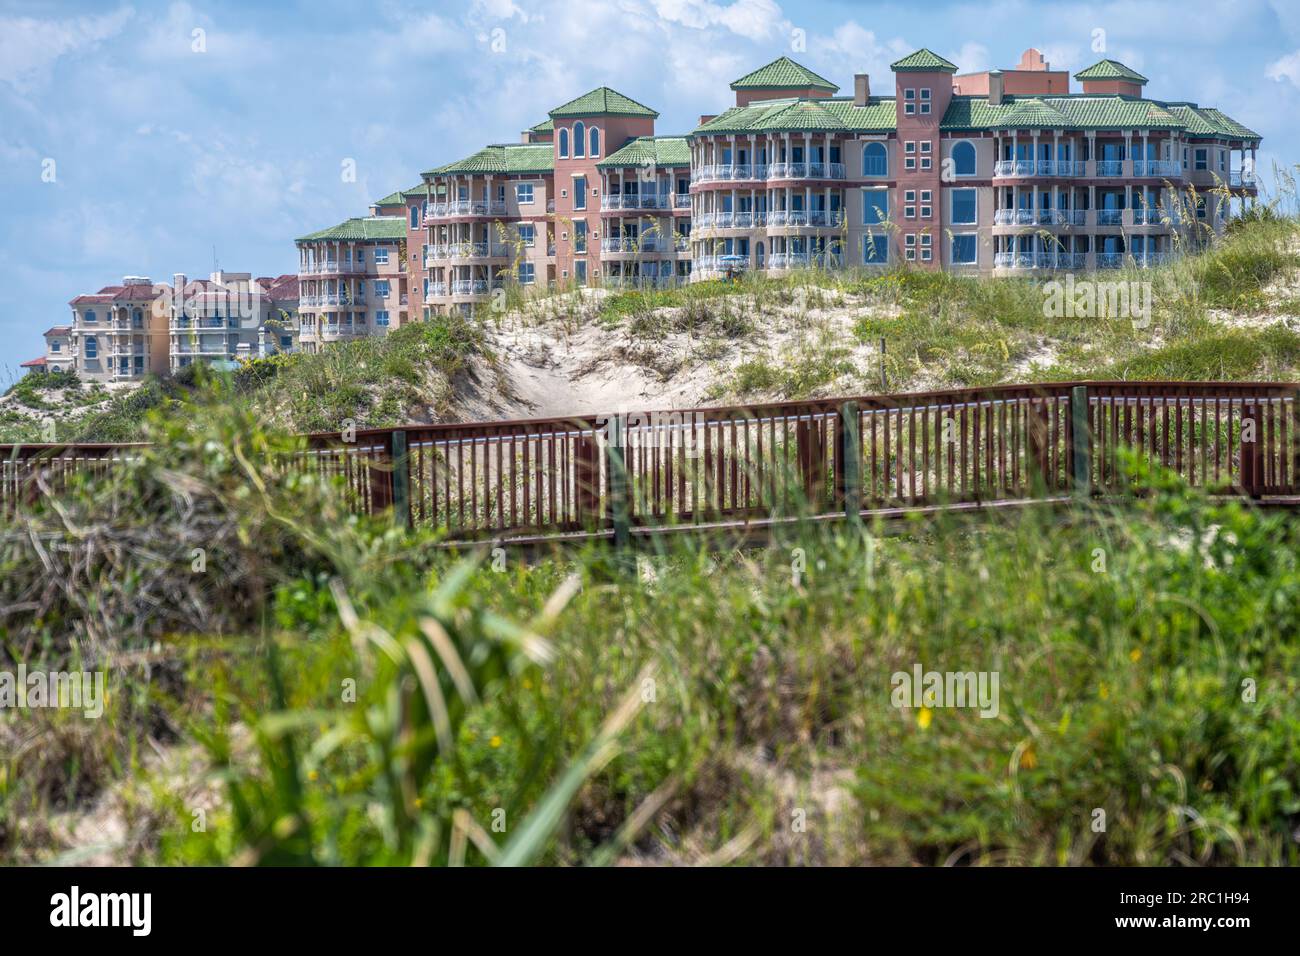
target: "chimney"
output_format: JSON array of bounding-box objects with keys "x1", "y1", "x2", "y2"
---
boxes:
[
  {"x1": 699, "y1": 114, "x2": 716, "y2": 126},
  {"x1": 854, "y1": 73, "x2": 870, "y2": 107},
  {"x1": 988, "y1": 70, "x2": 1005, "y2": 106}
]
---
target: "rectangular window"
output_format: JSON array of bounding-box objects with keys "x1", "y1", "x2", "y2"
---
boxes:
[
  {"x1": 863, "y1": 233, "x2": 888, "y2": 264},
  {"x1": 574, "y1": 220, "x2": 587, "y2": 253},
  {"x1": 921, "y1": 233, "x2": 932, "y2": 247},
  {"x1": 951, "y1": 234, "x2": 978, "y2": 264},
  {"x1": 575, "y1": 260, "x2": 587, "y2": 283},
  {"x1": 905, "y1": 234, "x2": 916, "y2": 247},
  {"x1": 519, "y1": 262, "x2": 536, "y2": 284},
  {"x1": 905, "y1": 190, "x2": 916, "y2": 202},
  {"x1": 573, "y1": 176, "x2": 587, "y2": 210},
  {"x1": 518, "y1": 223, "x2": 536, "y2": 246},
  {"x1": 905, "y1": 157, "x2": 916, "y2": 170},
  {"x1": 1194, "y1": 149, "x2": 1208, "y2": 171},
  {"x1": 920, "y1": 204, "x2": 931, "y2": 218},
  {"x1": 374, "y1": 280, "x2": 390, "y2": 298},
  {"x1": 920, "y1": 157, "x2": 931, "y2": 170},
  {"x1": 516, "y1": 183, "x2": 535, "y2": 204},
  {"x1": 921, "y1": 141, "x2": 931, "y2": 154},
  {"x1": 862, "y1": 188, "x2": 889, "y2": 225},
  {"x1": 905, "y1": 141, "x2": 916, "y2": 153},
  {"x1": 905, "y1": 205, "x2": 916, "y2": 219},
  {"x1": 374, "y1": 247, "x2": 390, "y2": 264},
  {"x1": 375, "y1": 310, "x2": 390, "y2": 327},
  {"x1": 951, "y1": 188, "x2": 977, "y2": 225},
  {"x1": 921, "y1": 247, "x2": 932, "y2": 261}
]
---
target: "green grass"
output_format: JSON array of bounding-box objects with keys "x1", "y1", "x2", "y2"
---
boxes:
[{"x1": 2, "y1": 388, "x2": 1299, "y2": 866}]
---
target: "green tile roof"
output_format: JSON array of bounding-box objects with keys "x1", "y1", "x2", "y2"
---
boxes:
[
  {"x1": 692, "y1": 96, "x2": 895, "y2": 135},
  {"x1": 424, "y1": 143, "x2": 554, "y2": 177},
  {"x1": 596, "y1": 136, "x2": 691, "y2": 169},
  {"x1": 730, "y1": 56, "x2": 838, "y2": 92},
  {"x1": 529, "y1": 118, "x2": 554, "y2": 133},
  {"x1": 373, "y1": 184, "x2": 424, "y2": 207},
  {"x1": 1075, "y1": 59, "x2": 1148, "y2": 84},
  {"x1": 891, "y1": 48, "x2": 958, "y2": 73},
  {"x1": 941, "y1": 94, "x2": 1183, "y2": 132},
  {"x1": 548, "y1": 87, "x2": 658, "y2": 119},
  {"x1": 689, "y1": 91, "x2": 1258, "y2": 141},
  {"x1": 995, "y1": 97, "x2": 1074, "y2": 129},
  {"x1": 297, "y1": 216, "x2": 407, "y2": 243}
]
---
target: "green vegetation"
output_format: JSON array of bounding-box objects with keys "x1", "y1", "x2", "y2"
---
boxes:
[{"x1": 2, "y1": 388, "x2": 1298, "y2": 866}]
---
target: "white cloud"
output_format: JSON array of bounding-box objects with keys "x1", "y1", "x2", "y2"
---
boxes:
[
  {"x1": 651, "y1": 0, "x2": 785, "y2": 42},
  {"x1": 1266, "y1": 49, "x2": 1300, "y2": 87},
  {"x1": 949, "y1": 41, "x2": 989, "y2": 74},
  {"x1": 0, "y1": 7, "x2": 134, "y2": 90}
]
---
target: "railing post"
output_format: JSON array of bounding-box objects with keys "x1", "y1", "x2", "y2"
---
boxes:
[
  {"x1": 606, "y1": 414, "x2": 630, "y2": 549},
  {"x1": 1242, "y1": 403, "x2": 1263, "y2": 498},
  {"x1": 390, "y1": 429, "x2": 411, "y2": 528},
  {"x1": 369, "y1": 433, "x2": 394, "y2": 514},
  {"x1": 1069, "y1": 385, "x2": 1091, "y2": 500},
  {"x1": 575, "y1": 432, "x2": 600, "y2": 529},
  {"x1": 837, "y1": 401, "x2": 862, "y2": 521}
]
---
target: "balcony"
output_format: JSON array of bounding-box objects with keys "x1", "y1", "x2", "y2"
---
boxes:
[
  {"x1": 600, "y1": 236, "x2": 672, "y2": 254},
  {"x1": 1131, "y1": 208, "x2": 1166, "y2": 225},
  {"x1": 451, "y1": 279, "x2": 490, "y2": 296},
  {"x1": 1095, "y1": 160, "x2": 1124, "y2": 177},
  {"x1": 1134, "y1": 160, "x2": 1182, "y2": 178},
  {"x1": 673, "y1": 193, "x2": 691, "y2": 209},
  {"x1": 993, "y1": 209, "x2": 1036, "y2": 226},
  {"x1": 695, "y1": 211, "x2": 766, "y2": 229},
  {"x1": 993, "y1": 252, "x2": 1087, "y2": 270},
  {"x1": 1096, "y1": 209, "x2": 1124, "y2": 226},
  {"x1": 993, "y1": 160, "x2": 1087, "y2": 178},
  {"x1": 427, "y1": 200, "x2": 509, "y2": 218},
  {"x1": 768, "y1": 251, "x2": 844, "y2": 270},
  {"x1": 767, "y1": 162, "x2": 846, "y2": 181},
  {"x1": 693, "y1": 255, "x2": 750, "y2": 274},
  {"x1": 301, "y1": 260, "x2": 367, "y2": 275},
  {"x1": 767, "y1": 209, "x2": 845, "y2": 228},
  {"x1": 691, "y1": 162, "x2": 846, "y2": 184},
  {"x1": 424, "y1": 283, "x2": 449, "y2": 303},
  {"x1": 601, "y1": 194, "x2": 672, "y2": 211},
  {"x1": 1229, "y1": 170, "x2": 1257, "y2": 187}
]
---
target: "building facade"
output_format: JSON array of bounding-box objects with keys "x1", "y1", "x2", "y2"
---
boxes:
[
  {"x1": 327, "y1": 45, "x2": 1260, "y2": 326},
  {"x1": 295, "y1": 217, "x2": 408, "y2": 352}
]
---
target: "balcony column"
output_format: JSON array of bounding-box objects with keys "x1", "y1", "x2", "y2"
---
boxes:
[
  {"x1": 1086, "y1": 132, "x2": 1096, "y2": 175},
  {"x1": 1052, "y1": 131, "x2": 1060, "y2": 172},
  {"x1": 1142, "y1": 132, "x2": 1149, "y2": 174},
  {"x1": 749, "y1": 134, "x2": 757, "y2": 172},
  {"x1": 1124, "y1": 132, "x2": 1132, "y2": 175},
  {"x1": 1011, "y1": 131, "x2": 1018, "y2": 165},
  {"x1": 1032, "y1": 132, "x2": 1039, "y2": 170},
  {"x1": 803, "y1": 132, "x2": 811, "y2": 171}
]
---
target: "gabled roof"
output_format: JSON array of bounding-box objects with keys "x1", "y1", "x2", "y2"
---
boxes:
[
  {"x1": 548, "y1": 87, "x2": 658, "y2": 119},
  {"x1": 997, "y1": 97, "x2": 1073, "y2": 129},
  {"x1": 296, "y1": 216, "x2": 407, "y2": 243},
  {"x1": 596, "y1": 136, "x2": 690, "y2": 169},
  {"x1": 891, "y1": 48, "x2": 958, "y2": 73},
  {"x1": 266, "y1": 275, "x2": 300, "y2": 300},
  {"x1": 1075, "y1": 58, "x2": 1148, "y2": 84},
  {"x1": 373, "y1": 185, "x2": 422, "y2": 207},
  {"x1": 730, "y1": 56, "x2": 838, "y2": 92},
  {"x1": 940, "y1": 94, "x2": 1185, "y2": 132},
  {"x1": 20, "y1": 357, "x2": 47, "y2": 368},
  {"x1": 692, "y1": 96, "x2": 895, "y2": 135},
  {"x1": 424, "y1": 143, "x2": 554, "y2": 177},
  {"x1": 529, "y1": 119, "x2": 554, "y2": 133},
  {"x1": 44, "y1": 325, "x2": 71, "y2": 337}
]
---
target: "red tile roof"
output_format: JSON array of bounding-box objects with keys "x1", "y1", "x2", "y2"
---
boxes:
[
  {"x1": 44, "y1": 326, "x2": 71, "y2": 337},
  {"x1": 20, "y1": 357, "x2": 48, "y2": 368},
  {"x1": 266, "y1": 275, "x2": 299, "y2": 300}
]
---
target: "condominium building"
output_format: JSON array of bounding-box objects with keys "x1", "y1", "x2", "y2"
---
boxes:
[
  {"x1": 314, "y1": 44, "x2": 1259, "y2": 327},
  {"x1": 689, "y1": 49, "x2": 1260, "y2": 275},
  {"x1": 169, "y1": 271, "x2": 300, "y2": 369},
  {"x1": 295, "y1": 217, "x2": 409, "y2": 352},
  {"x1": 36, "y1": 272, "x2": 299, "y2": 382},
  {"x1": 65, "y1": 278, "x2": 171, "y2": 382}
]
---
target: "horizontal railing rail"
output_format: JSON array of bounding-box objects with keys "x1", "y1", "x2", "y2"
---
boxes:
[{"x1": 5, "y1": 381, "x2": 1298, "y2": 539}]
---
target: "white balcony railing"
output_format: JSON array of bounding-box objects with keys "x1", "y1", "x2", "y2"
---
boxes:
[
  {"x1": 600, "y1": 194, "x2": 672, "y2": 211},
  {"x1": 600, "y1": 236, "x2": 672, "y2": 253},
  {"x1": 1095, "y1": 160, "x2": 1124, "y2": 177},
  {"x1": 1229, "y1": 170, "x2": 1257, "y2": 187},
  {"x1": 693, "y1": 255, "x2": 751, "y2": 274},
  {"x1": 691, "y1": 162, "x2": 846, "y2": 184},
  {"x1": 1134, "y1": 160, "x2": 1182, "y2": 178},
  {"x1": 1096, "y1": 209, "x2": 1124, "y2": 226},
  {"x1": 427, "y1": 200, "x2": 509, "y2": 218},
  {"x1": 768, "y1": 251, "x2": 844, "y2": 270}
]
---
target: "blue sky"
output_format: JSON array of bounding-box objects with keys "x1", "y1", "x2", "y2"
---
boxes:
[{"x1": 2, "y1": 0, "x2": 1299, "y2": 376}]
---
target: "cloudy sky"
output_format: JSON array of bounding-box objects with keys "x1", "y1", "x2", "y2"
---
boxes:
[{"x1": 2, "y1": 0, "x2": 1299, "y2": 374}]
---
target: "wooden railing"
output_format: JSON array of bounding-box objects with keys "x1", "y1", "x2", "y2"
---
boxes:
[{"x1": 5, "y1": 381, "x2": 1298, "y2": 540}]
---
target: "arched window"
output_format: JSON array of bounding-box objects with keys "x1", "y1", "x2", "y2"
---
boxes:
[
  {"x1": 589, "y1": 126, "x2": 600, "y2": 157},
  {"x1": 863, "y1": 142, "x2": 887, "y2": 177},
  {"x1": 574, "y1": 122, "x2": 586, "y2": 158},
  {"x1": 410, "y1": 205, "x2": 419, "y2": 228},
  {"x1": 84, "y1": 336, "x2": 98, "y2": 359},
  {"x1": 133, "y1": 309, "x2": 143, "y2": 327},
  {"x1": 952, "y1": 141, "x2": 976, "y2": 176},
  {"x1": 558, "y1": 128, "x2": 569, "y2": 158}
]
